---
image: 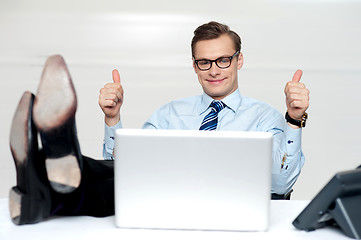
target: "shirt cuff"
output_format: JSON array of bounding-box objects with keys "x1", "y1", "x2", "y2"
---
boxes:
[
  {"x1": 104, "y1": 120, "x2": 123, "y2": 158},
  {"x1": 285, "y1": 125, "x2": 302, "y2": 156}
]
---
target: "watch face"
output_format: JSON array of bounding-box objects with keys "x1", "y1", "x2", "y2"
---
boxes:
[
  {"x1": 301, "y1": 121, "x2": 306, "y2": 128},
  {"x1": 300, "y1": 113, "x2": 308, "y2": 127}
]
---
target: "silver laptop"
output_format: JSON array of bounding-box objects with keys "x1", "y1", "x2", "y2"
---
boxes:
[{"x1": 114, "y1": 129, "x2": 273, "y2": 231}]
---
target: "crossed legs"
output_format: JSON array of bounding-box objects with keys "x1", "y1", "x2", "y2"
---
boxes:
[{"x1": 9, "y1": 55, "x2": 115, "y2": 225}]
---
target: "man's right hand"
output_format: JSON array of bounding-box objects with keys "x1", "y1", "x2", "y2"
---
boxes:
[{"x1": 99, "y1": 69, "x2": 124, "y2": 127}]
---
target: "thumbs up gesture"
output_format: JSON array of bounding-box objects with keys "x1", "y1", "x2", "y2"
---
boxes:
[
  {"x1": 99, "y1": 69, "x2": 124, "y2": 126},
  {"x1": 284, "y1": 70, "x2": 310, "y2": 128}
]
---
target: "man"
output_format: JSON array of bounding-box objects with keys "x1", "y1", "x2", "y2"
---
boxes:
[
  {"x1": 99, "y1": 21, "x2": 309, "y2": 195},
  {"x1": 9, "y1": 21, "x2": 309, "y2": 225}
]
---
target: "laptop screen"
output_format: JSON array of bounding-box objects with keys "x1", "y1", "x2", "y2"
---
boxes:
[{"x1": 114, "y1": 129, "x2": 272, "y2": 231}]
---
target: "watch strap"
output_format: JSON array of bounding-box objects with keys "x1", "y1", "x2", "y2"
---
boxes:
[{"x1": 285, "y1": 112, "x2": 308, "y2": 128}]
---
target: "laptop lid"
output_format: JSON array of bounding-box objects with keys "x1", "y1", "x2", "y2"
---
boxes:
[{"x1": 114, "y1": 129, "x2": 273, "y2": 231}]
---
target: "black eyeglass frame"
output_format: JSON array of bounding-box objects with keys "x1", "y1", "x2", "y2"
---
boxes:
[{"x1": 193, "y1": 50, "x2": 240, "y2": 71}]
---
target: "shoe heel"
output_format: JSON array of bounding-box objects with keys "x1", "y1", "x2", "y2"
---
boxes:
[
  {"x1": 41, "y1": 118, "x2": 82, "y2": 193},
  {"x1": 9, "y1": 187, "x2": 22, "y2": 225},
  {"x1": 9, "y1": 187, "x2": 51, "y2": 225}
]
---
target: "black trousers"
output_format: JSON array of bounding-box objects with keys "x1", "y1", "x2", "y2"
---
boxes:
[{"x1": 52, "y1": 156, "x2": 115, "y2": 217}]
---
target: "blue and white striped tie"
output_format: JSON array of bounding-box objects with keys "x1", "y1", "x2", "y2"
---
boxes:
[{"x1": 199, "y1": 101, "x2": 225, "y2": 131}]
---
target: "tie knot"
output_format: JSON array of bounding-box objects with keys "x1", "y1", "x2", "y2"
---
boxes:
[{"x1": 210, "y1": 101, "x2": 225, "y2": 113}]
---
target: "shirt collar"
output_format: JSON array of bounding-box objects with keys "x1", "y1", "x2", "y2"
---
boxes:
[{"x1": 198, "y1": 89, "x2": 242, "y2": 115}]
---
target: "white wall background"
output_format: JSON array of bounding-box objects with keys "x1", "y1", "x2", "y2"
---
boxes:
[{"x1": 1, "y1": 0, "x2": 361, "y2": 200}]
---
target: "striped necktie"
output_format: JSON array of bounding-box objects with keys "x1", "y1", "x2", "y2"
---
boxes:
[{"x1": 199, "y1": 101, "x2": 225, "y2": 131}]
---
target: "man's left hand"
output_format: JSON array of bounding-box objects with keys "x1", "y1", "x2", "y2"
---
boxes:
[{"x1": 284, "y1": 69, "x2": 310, "y2": 128}]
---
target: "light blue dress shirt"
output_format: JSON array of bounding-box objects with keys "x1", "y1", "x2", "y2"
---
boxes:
[{"x1": 103, "y1": 89, "x2": 305, "y2": 194}]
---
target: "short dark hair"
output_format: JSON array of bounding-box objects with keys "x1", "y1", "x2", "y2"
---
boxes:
[{"x1": 191, "y1": 21, "x2": 242, "y2": 56}]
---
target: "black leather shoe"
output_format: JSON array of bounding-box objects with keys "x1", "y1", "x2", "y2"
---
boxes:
[
  {"x1": 33, "y1": 55, "x2": 83, "y2": 194},
  {"x1": 9, "y1": 91, "x2": 51, "y2": 225}
]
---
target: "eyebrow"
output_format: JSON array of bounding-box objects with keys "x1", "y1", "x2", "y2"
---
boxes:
[{"x1": 194, "y1": 53, "x2": 234, "y2": 60}]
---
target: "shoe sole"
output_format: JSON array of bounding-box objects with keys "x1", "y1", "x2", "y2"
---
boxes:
[
  {"x1": 9, "y1": 92, "x2": 33, "y2": 224},
  {"x1": 10, "y1": 92, "x2": 32, "y2": 169},
  {"x1": 9, "y1": 92, "x2": 51, "y2": 225},
  {"x1": 33, "y1": 55, "x2": 82, "y2": 194}
]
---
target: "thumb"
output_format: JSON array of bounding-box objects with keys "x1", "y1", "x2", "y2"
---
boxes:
[
  {"x1": 112, "y1": 69, "x2": 121, "y2": 84},
  {"x1": 292, "y1": 69, "x2": 303, "y2": 82}
]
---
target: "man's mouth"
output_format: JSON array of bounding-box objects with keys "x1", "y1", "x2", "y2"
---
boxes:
[{"x1": 206, "y1": 78, "x2": 226, "y2": 84}]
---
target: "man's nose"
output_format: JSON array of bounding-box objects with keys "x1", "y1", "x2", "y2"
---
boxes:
[{"x1": 208, "y1": 63, "x2": 221, "y2": 76}]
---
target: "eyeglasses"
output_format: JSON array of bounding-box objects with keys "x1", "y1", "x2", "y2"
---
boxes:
[{"x1": 193, "y1": 51, "x2": 240, "y2": 71}]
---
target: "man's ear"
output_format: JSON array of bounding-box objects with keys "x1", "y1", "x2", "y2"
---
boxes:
[
  {"x1": 237, "y1": 52, "x2": 244, "y2": 70},
  {"x1": 192, "y1": 58, "x2": 198, "y2": 73}
]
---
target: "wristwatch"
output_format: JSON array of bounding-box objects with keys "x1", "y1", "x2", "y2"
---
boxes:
[{"x1": 285, "y1": 112, "x2": 308, "y2": 128}]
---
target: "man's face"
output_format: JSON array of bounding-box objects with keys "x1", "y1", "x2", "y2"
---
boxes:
[{"x1": 193, "y1": 34, "x2": 243, "y2": 100}]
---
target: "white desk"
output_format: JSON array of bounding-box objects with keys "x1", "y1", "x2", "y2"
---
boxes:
[{"x1": 0, "y1": 199, "x2": 349, "y2": 240}]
